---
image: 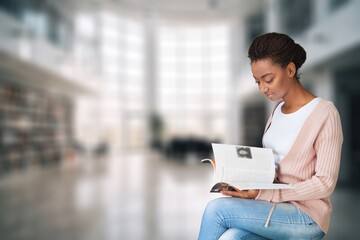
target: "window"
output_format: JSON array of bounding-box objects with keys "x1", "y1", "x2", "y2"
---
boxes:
[
  {"x1": 156, "y1": 23, "x2": 231, "y2": 141},
  {"x1": 99, "y1": 13, "x2": 146, "y2": 149},
  {"x1": 246, "y1": 11, "x2": 265, "y2": 47},
  {"x1": 280, "y1": 0, "x2": 313, "y2": 35},
  {"x1": 329, "y1": 0, "x2": 349, "y2": 12}
]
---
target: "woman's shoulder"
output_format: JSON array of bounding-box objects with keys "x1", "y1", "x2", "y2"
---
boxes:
[
  {"x1": 318, "y1": 99, "x2": 339, "y2": 113},
  {"x1": 315, "y1": 99, "x2": 342, "y2": 123},
  {"x1": 318, "y1": 98, "x2": 332, "y2": 105}
]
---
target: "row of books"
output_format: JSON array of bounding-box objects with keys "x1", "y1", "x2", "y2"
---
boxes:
[{"x1": 0, "y1": 82, "x2": 73, "y2": 174}]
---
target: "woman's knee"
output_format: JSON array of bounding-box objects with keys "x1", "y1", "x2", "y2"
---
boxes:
[
  {"x1": 203, "y1": 198, "x2": 222, "y2": 216},
  {"x1": 204, "y1": 198, "x2": 230, "y2": 214},
  {"x1": 202, "y1": 197, "x2": 232, "y2": 222}
]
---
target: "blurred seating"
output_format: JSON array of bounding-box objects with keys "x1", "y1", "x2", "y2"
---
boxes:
[
  {"x1": 93, "y1": 141, "x2": 109, "y2": 157},
  {"x1": 153, "y1": 136, "x2": 220, "y2": 162}
]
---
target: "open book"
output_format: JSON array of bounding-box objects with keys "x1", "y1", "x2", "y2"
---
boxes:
[{"x1": 202, "y1": 143, "x2": 294, "y2": 192}]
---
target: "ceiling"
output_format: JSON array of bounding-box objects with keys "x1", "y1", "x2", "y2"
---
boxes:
[{"x1": 50, "y1": 0, "x2": 264, "y2": 20}]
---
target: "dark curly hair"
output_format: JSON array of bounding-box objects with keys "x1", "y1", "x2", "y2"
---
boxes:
[{"x1": 248, "y1": 32, "x2": 306, "y2": 80}]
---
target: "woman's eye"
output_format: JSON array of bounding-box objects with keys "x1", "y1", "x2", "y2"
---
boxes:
[
  {"x1": 255, "y1": 81, "x2": 260, "y2": 85},
  {"x1": 265, "y1": 79, "x2": 273, "y2": 83}
]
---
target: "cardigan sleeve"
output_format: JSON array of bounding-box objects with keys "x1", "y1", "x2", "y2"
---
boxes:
[{"x1": 256, "y1": 104, "x2": 343, "y2": 203}]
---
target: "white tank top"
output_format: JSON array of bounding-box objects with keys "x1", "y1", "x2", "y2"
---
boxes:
[{"x1": 263, "y1": 98, "x2": 320, "y2": 165}]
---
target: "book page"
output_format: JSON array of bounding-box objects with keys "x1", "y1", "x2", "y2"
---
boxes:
[
  {"x1": 221, "y1": 167, "x2": 274, "y2": 184},
  {"x1": 212, "y1": 143, "x2": 275, "y2": 184},
  {"x1": 203, "y1": 143, "x2": 294, "y2": 191}
]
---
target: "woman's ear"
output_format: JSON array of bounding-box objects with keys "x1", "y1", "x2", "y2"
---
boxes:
[{"x1": 287, "y1": 62, "x2": 296, "y2": 78}]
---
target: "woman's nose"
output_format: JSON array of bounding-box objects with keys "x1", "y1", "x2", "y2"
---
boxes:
[{"x1": 259, "y1": 83, "x2": 268, "y2": 93}]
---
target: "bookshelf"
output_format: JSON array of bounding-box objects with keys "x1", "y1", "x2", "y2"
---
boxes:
[{"x1": 0, "y1": 81, "x2": 73, "y2": 174}]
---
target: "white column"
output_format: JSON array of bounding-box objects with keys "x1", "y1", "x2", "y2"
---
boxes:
[
  {"x1": 266, "y1": 0, "x2": 282, "y2": 32},
  {"x1": 229, "y1": 18, "x2": 242, "y2": 143},
  {"x1": 144, "y1": 15, "x2": 156, "y2": 113},
  {"x1": 142, "y1": 9, "x2": 159, "y2": 240},
  {"x1": 314, "y1": 0, "x2": 330, "y2": 25}
]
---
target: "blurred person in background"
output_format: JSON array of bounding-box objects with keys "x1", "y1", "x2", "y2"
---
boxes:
[{"x1": 198, "y1": 32, "x2": 343, "y2": 240}]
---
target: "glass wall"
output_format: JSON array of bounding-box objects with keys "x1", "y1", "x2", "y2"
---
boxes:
[
  {"x1": 99, "y1": 12, "x2": 146, "y2": 150},
  {"x1": 279, "y1": 0, "x2": 313, "y2": 35},
  {"x1": 156, "y1": 23, "x2": 231, "y2": 142}
]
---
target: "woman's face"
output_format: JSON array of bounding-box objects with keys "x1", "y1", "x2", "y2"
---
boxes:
[{"x1": 251, "y1": 58, "x2": 294, "y2": 101}]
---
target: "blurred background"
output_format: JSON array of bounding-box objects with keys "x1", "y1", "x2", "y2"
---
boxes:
[{"x1": 0, "y1": 0, "x2": 359, "y2": 239}]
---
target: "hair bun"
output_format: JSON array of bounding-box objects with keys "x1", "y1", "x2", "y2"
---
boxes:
[{"x1": 293, "y1": 43, "x2": 306, "y2": 69}]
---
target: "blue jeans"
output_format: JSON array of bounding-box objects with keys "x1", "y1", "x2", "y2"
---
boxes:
[{"x1": 198, "y1": 197, "x2": 325, "y2": 240}]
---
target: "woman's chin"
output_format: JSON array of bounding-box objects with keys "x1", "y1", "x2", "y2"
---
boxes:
[{"x1": 265, "y1": 94, "x2": 275, "y2": 100}]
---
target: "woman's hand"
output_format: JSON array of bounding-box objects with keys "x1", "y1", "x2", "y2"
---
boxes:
[{"x1": 220, "y1": 188, "x2": 259, "y2": 199}]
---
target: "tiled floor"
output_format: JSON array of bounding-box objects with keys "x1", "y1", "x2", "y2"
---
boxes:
[{"x1": 0, "y1": 151, "x2": 358, "y2": 240}]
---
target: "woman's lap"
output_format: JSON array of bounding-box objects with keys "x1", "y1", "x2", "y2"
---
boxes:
[{"x1": 198, "y1": 197, "x2": 324, "y2": 240}]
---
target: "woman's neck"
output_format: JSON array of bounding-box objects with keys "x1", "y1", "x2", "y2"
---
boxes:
[{"x1": 282, "y1": 81, "x2": 316, "y2": 114}]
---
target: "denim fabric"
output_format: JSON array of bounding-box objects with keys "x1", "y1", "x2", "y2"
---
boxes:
[{"x1": 198, "y1": 197, "x2": 325, "y2": 240}]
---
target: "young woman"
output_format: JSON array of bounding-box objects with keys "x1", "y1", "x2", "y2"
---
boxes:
[{"x1": 198, "y1": 32, "x2": 343, "y2": 240}]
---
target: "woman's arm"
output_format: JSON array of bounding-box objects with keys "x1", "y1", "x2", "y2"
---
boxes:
[{"x1": 256, "y1": 106, "x2": 343, "y2": 203}]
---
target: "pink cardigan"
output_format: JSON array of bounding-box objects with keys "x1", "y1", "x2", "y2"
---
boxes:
[{"x1": 255, "y1": 99, "x2": 343, "y2": 233}]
